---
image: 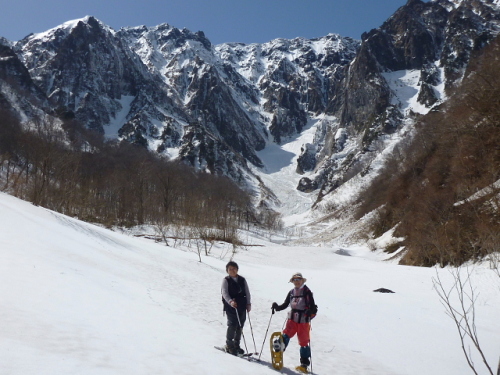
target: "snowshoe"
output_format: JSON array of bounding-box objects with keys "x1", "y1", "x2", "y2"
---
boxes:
[{"x1": 270, "y1": 332, "x2": 284, "y2": 370}]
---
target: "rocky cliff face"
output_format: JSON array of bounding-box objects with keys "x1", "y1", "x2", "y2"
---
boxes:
[
  {"x1": 0, "y1": 39, "x2": 48, "y2": 119},
  {"x1": 15, "y1": 17, "x2": 187, "y2": 138},
  {"x1": 217, "y1": 35, "x2": 359, "y2": 144},
  {"x1": 310, "y1": 0, "x2": 500, "y2": 198},
  {"x1": 118, "y1": 24, "x2": 268, "y2": 167},
  {"x1": 1, "y1": 0, "x2": 499, "y2": 211}
]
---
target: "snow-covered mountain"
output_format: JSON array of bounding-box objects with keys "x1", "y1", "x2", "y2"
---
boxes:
[{"x1": 2, "y1": 0, "x2": 500, "y2": 218}]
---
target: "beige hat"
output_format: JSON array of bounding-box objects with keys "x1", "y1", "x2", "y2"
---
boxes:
[{"x1": 289, "y1": 272, "x2": 307, "y2": 283}]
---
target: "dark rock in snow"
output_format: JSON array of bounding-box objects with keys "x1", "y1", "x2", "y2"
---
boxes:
[
  {"x1": 373, "y1": 288, "x2": 395, "y2": 294},
  {"x1": 297, "y1": 177, "x2": 318, "y2": 193},
  {"x1": 296, "y1": 143, "x2": 317, "y2": 174}
]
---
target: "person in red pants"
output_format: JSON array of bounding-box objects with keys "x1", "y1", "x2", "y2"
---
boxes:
[{"x1": 272, "y1": 272, "x2": 317, "y2": 373}]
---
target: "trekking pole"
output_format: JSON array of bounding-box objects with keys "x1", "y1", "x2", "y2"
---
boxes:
[
  {"x1": 281, "y1": 316, "x2": 288, "y2": 330},
  {"x1": 258, "y1": 308, "x2": 275, "y2": 360},
  {"x1": 309, "y1": 319, "x2": 313, "y2": 375},
  {"x1": 235, "y1": 307, "x2": 249, "y2": 354},
  {"x1": 247, "y1": 311, "x2": 258, "y2": 354}
]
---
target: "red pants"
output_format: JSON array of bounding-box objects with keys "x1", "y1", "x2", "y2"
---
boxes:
[{"x1": 283, "y1": 319, "x2": 310, "y2": 347}]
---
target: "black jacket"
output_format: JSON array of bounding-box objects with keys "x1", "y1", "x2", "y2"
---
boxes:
[{"x1": 222, "y1": 275, "x2": 248, "y2": 314}]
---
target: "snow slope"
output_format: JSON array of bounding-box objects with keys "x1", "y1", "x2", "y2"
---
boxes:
[{"x1": 0, "y1": 192, "x2": 499, "y2": 375}]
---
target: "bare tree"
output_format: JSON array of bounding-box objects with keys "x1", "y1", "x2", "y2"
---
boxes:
[
  {"x1": 153, "y1": 218, "x2": 170, "y2": 247},
  {"x1": 433, "y1": 266, "x2": 497, "y2": 375}
]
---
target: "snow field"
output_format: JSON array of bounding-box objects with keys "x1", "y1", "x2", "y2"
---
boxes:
[{"x1": 0, "y1": 191, "x2": 499, "y2": 374}]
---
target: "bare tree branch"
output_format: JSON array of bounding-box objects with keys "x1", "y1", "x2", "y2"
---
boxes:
[{"x1": 433, "y1": 267, "x2": 494, "y2": 375}]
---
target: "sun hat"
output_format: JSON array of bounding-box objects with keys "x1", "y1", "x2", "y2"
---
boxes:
[{"x1": 289, "y1": 272, "x2": 307, "y2": 283}]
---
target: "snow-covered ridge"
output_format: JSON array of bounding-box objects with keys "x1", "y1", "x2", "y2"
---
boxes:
[
  {"x1": 434, "y1": 0, "x2": 500, "y2": 12},
  {"x1": 215, "y1": 33, "x2": 359, "y2": 83},
  {"x1": 26, "y1": 16, "x2": 114, "y2": 43},
  {"x1": 119, "y1": 23, "x2": 215, "y2": 88}
]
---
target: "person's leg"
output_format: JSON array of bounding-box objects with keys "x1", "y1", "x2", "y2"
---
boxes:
[
  {"x1": 297, "y1": 323, "x2": 311, "y2": 367},
  {"x1": 282, "y1": 333, "x2": 290, "y2": 348},
  {"x1": 299, "y1": 346, "x2": 311, "y2": 366},
  {"x1": 282, "y1": 319, "x2": 298, "y2": 351},
  {"x1": 234, "y1": 310, "x2": 246, "y2": 352},
  {"x1": 225, "y1": 311, "x2": 239, "y2": 354}
]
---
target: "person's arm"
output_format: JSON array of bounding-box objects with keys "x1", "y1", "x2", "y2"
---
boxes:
[
  {"x1": 221, "y1": 278, "x2": 234, "y2": 305},
  {"x1": 272, "y1": 292, "x2": 290, "y2": 311},
  {"x1": 244, "y1": 279, "x2": 251, "y2": 311}
]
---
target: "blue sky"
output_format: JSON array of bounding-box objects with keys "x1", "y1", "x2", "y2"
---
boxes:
[{"x1": 1, "y1": 0, "x2": 412, "y2": 44}]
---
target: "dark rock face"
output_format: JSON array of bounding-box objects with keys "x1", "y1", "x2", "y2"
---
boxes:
[
  {"x1": 178, "y1": 123, "x2": 250, "y2": 182},
  {"x1": 185, "y1": 64, "x2": 265, "y2": 167},
  {"x1": 16, "y1": 17, "x2": 183, "y2": 134},
  {"x1": 118, "y1": 24, "x2": 267, "y2": 168},
  {"x1": 417, "y1": 63, "x2": 442, "y2": 106},
  {"x1": 0, "y1": 41, "x2": 48, "y2": 117},
  {"x1": 297, "y1": 177, "x2": 318, "y2": 193},
  {"x1": 363, "y1": 0, "x2": 449, "y2": 72},
  {"x1": 221, "y1": 35, "x2": 359, "y2": 144},
  {"x1": 313, "y1": 0, "x2": 500, "y2": 197},
  {"x1": 296, "y1": 143, "x2": 317, "y2": 174}
]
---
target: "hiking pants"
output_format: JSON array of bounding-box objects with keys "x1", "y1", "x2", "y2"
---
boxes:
[
  {"x1": 226, "y1": 309, "x2": 246, "y2": 348},
  {"x1": 283, "y1": 319, "x2": 310, "y2": 347}
]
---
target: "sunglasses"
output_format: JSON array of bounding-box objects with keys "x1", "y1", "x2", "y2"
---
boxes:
[{"x1": 292, "y1": 278, "x2": 303, "y2": 282}]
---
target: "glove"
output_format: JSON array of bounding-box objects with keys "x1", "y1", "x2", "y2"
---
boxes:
[
  {"x1": 272, "y1": 302, "x2": 278, "y2": 310},
  {"x1": 247, "y1": 304, "x2": 251, "y2": 312}
]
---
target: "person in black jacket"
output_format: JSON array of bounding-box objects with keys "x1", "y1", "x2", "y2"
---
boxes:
[
  {"x1": 272, "y1": 272, "x2": 317, "y2": 373},
  {"x1": 221, "y1": 261, "x2": 251, "y2": 355}
]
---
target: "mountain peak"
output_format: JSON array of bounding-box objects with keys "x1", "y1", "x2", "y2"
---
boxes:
[{"x1": 22, "y1": 16, "x2": 113, "y2": 44}]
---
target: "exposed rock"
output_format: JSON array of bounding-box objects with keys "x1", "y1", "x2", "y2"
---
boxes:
[
  {"x1": 296, "y1": 143, "x2": 317, "y2": 174},
  {"x1": 297, "y1": 177, "x2": 318, "y2": 193},
  {"x1": 373, "y1": 288, "x2": 395, "y2": 293}
]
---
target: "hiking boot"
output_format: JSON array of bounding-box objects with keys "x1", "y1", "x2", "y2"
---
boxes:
[
  {"x1": 273, "y1": 338, "x2": 285, "y2": 352},
  {"x1": 235, "y1": 346, "x2": 245, "y2": 356},
  {"x1": 224, "y1": 345, "x2": 237, "y2": 355},
  {"x1": 295, "y1": 365, "x2": 309, "y2": 374}
]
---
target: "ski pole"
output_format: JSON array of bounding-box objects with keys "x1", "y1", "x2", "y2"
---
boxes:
[
  {"x1": 247, "y1": 311, "x2": 258, "y2": 354},
  {"x1": 235, "y1": 307, "x2": 249, "y2": 355},
  {"x1": 258, "y1": 308, "x2": 275, "y2": 360}
]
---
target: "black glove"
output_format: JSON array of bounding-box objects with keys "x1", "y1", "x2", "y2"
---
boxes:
[{"x1": 272, "y1": 302, "x2": 278, "y2": 310}]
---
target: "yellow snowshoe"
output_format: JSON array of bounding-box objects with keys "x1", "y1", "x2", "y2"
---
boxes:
[{"x1": 270, "y1": 331, "x2": 284, "y2": 370}]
